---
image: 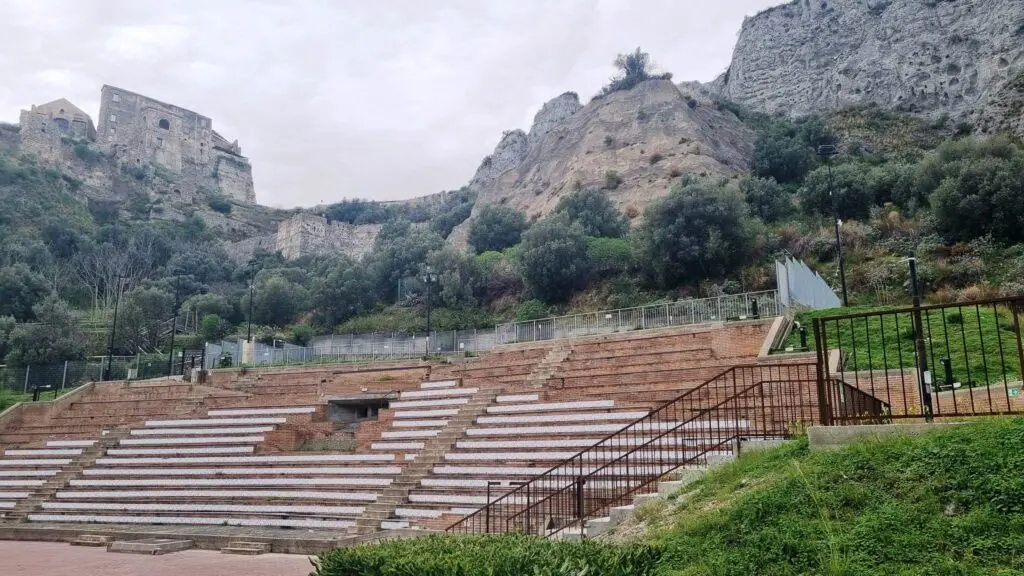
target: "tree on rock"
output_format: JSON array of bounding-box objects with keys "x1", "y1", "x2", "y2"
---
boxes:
[
  {"x1": 599, "y1": 48, "x2": 671, "y2": 97},
  {"x1": 553, "y1": 187, "x2": 629, "y2": 238},
  {"x1": 468, "y1": 204, "x2": 527, "y2": 254},
  {"x1": 518, "y1": 213, "x2": 590, "y2": 303}
]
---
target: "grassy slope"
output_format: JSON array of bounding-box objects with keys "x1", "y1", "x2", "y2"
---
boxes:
[
  {"x1": 640, "y1": 418, "x2": 1024, "y2": 575},
  {"x1": 785, "y1": 306, "x2": 1021, "y2": 385}
]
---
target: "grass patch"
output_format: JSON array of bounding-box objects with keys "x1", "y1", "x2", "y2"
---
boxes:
[
  {"x1": 786, "y1": 305, "x2": 1021, "y2": 385},
  {"x1": 657, "y1": 418, "x2": 1024, "y2": 575}
]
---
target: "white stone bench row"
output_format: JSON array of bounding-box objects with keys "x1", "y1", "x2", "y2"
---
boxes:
[
  {"x1": 5, "y1": 449, "x2": 81, "y2": 457},
  {"x1": 0, "y1": 491, "x2": 31, "y2": 499},
  {"x1": 399, "y1": 387, "x2": 478, "y2": 400},
  {"x1": 390, "y1": 397, "x2": 469, "y2": 409},
  {"x1": 496, "y1": 394, "x2": 539, "y2": 403},
  {"x1": 487, "y1": 400, "x2": 614, "y2": 414},
  {"x1": 0, "y1": 501, "x2": 15, "y2": 509},
  {"x1": 476, "y1": 412, "x2": 647, "y2": 425},
  {"x1": 56, "y1": 489, "x2": 379, "y2": 501},
  {"x1": 432, "y1": 465, "x2": 683, "y2": 476},
  {"x1": 46, "y1": 440, "x2": 96, "y2": 448},
  {"x1": 0, "y1": 470, "x2": 59, "y2": 477},
  {"x1": 0, "y1": 480, "x2": 45, "y2": 487},
  {"x1": 419, "y1": 380, "x2": 458, "y2": 389},
  {"x1": 465, "y1": 420, "x2": 747, "y2": 436},
  {"x1": 143, "y1": 417, "x2": 286, "y2": 428},
  {"x1": 107, "y1": 446, "x2": 255, "y2": 456},
  {"x1": 120, "y1": 436, "x2": 265, "y2": 446},
  {"x1": 456, "y1": 437, "x2": 702, "y2": 449},
  {"x1": 392, "y1": 419, "x2": 449, "y2": 428},
  {"x1": 41, "y1": 502, "x2": 366, "y2": 515},
  {"x1": 97, "y1": 454, "x2": 395, "y2": 466},
  {"x1": 371, "y1": 442, "x2": 424, "y2": 451},
  {"x1": 130, "y1": 426, "x2": 275, "y2": 436},
  {"x1": 69, "y1": 478, "x2": 393, "y2": 487},
  {"x1": 207, "y1": 406, "x2": 316, "y2": 416},
  {"x1": 394, "y1": 408, "x2": 459, "y2": 419},
  {"x1": 382, "y1": 430, "x2": 439, "y2": 439},
  {"x1": 28, "y1": 513, "x2": 354, "y2": 530},
  {"x1": 444, "y1": 449, "x2": 724, "y2": 462},
  {"x1": 410, "y1": 493, "x2": 529, "y2": 506},
  {"x1": 394, "y1": 506, "x2": 478, "y2": 519},
  {"x1": 84, "y1": 466, "x2": 402, "y2": 476},
  {"x1": 0, "y1": 459, "x2": 72, "y2": 466}
]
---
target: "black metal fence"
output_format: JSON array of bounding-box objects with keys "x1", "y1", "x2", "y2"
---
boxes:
[
  {"x1": 813, "y1": 297, "x2": 1024, "y2": 424},
  {"x1": 446, "y1": 363, "x2": 822, "y2": 537},
  {"x1": 0, "y1": 354, "x2": 181, "y2": 397}
]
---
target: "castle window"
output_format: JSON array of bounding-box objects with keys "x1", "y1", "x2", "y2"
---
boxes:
[
  {"x1": 159, "y1": 118, "x2": 170, "y2": 130},
  {"x1": 156, "y1": 136, "x2": 164, "y2": 148},
  {"x1": 109, "y1": 127, "x2": 116, "y2": 135},
  {"x1": 109, "y1": 114, "x2": 116, "y2": 123},
  {"x1": 112, "y1": 93, "x2": 120, "y2": 102},
  {"x1": 59, "y1": 108, "x2": 65, "y2": 113}
]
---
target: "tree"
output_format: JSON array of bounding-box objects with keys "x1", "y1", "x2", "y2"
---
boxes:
[
  {"x1": 427, "y1": 247, "x2": 481, "y2": 308},
  {"x1": 368, "y1": 228, "x2": 444, "y2": 298},
  {"x1": 634, "y1": 182, "x2": 756, "y2": 289},
  {"x1": 313, "y1": 262, "x2": 374, "y2": 327},
  {"x1": 468, "y1": 204, "x2": 526, "y2": 254},
  {"x1": 553, "y1": 187, "x2": 629, "y2": 238},
  {"x1": 248, "y1": 276, "x2": 310, "y2": 327},
  {"x1": 798, "y1": 163, "x2": 874, "y2": 221},
  {"x1": 117, "y1": 288, "x2": 174, "y2": 351},
  {"x1": 200, "y1": 314, "x2": 226, "y2": 341},
  {"x1": 753, "y1": 120, "x2": 816, "y2": 184},
  {"x1": 586, "y1": 236, "x2": 633, "y2": 276},
  {"x1": 0, "y1": 315, "x2": 14, "y2": 361},
  {"x1": 4, "y1": 296, "x2": 87, "y2": 366},
  {"x1": 0, "y1": 264, "x2": 51, "y2": 321},
  {"x1": 181, "y1": 293, "x2": 234, "y2": 322},
  {"x1": 931, "y1": 155, "x2": 1024, "y2": 244},
  {"x1": 518, "y1": 213, "x2": 590, "y2": 302},
  {"x1": 741, "y1": 177, "x2": 792, "y2": 223},
  {"x1": 599, "y1": 48, "x2": 670, "y2": 96}
]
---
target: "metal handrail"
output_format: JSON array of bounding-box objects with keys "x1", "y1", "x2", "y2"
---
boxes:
[{"x1": 446, "y1": 362, "x2": 820, "y2": 536}]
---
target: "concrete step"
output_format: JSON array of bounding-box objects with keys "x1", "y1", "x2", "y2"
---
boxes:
[
  {"x1": 609, "y1": 504, "x2": 634, "y2": 523},
  {"x1": 221, "y1": 541, "x2": 270, "y2": 555},
  {"x1": 585, "y1": 516, "x2": 612, "y2": 538},
  {"x1": 70, "y1": 534, "x2": 114, "y2": 547}
]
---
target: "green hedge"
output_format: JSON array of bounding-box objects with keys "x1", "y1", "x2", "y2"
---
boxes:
[{"x1": 311, "y1": 534, "x2": 662, "y2": 576}]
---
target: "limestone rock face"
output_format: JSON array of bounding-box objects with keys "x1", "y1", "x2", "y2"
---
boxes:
[
  {"x1": 713, "y1": 0, "x2": 1024, "y2": 128},
  {"x1": 449, "y1": 79, "x2": 754, "y2": 248}
]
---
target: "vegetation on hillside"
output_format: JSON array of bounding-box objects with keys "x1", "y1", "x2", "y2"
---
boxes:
[{"x1": 4, "y1": 48, "x2": 1024, "y2": 371}]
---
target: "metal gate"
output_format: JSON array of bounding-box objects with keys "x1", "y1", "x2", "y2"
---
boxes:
[{"x1": 813, "y1": 297, "x2": 1024, "y2": 424}]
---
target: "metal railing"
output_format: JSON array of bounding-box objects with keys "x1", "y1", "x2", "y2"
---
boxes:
[
  {"x1": 495, "y1": 290, "x2": 779, "y2": 345},
  {"x1": 0, "y1": 356, "x2": 166, "y2": 397},
  {"x1": 446, "y1": 363, "x2": 821, "y2": 537},
  {"x1": 813, "y1": 296, "x2": 1024, "y2": 424}
]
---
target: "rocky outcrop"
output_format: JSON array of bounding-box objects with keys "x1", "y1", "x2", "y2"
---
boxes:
[
  {"x1": 449, "y1": 79, "x2": 754, "y2": 247},
  {"x1": 712, "y1": 0, "x2": 1024, "y2": 128}
]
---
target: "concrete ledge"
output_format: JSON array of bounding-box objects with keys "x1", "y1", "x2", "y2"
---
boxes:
[
  {"x1": 108, "y1": 538, "x2": 193, "y2": 555},
  {"x1": 739, "y1": 438, "x2": 790, "y2": 454},
  {"x1": 808, "y1": 423, "x2": 972, "y2": 451}
]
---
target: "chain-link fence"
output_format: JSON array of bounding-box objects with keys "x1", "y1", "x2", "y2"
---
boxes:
[
  {"x1": 201, "y1": 291, "x2": 780, "y2": 370},
  {"x1": 0, "y1": 354, "x2": 181, "y2": 397}
]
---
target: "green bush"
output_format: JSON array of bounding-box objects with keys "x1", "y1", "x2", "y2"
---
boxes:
[
  {"x1": 207, "y1": 196, "x2": 232, "y2": 214},
  {"x1": 587, "y1": 236, "x2": 633, "y2": 275},
  {"x1": 518, "y1": 214, "x2": 590, "y2": 302},
  {"x1": 467, "y1": 204, "x2": 526, "y2": 254},
  {"x1": 552, "y1": 187, "x2": 628, "y2": 238},
  {"x1": 312, "y1": 534, "x2": 662, "y2": 576},
  {"x1": 515, "y1": 299, "x2": 548, "y2": 322}
]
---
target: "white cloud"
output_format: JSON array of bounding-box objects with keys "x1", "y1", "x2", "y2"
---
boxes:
[{"x1": 0, "y1": 0, "x2": 780, "y2": 207}]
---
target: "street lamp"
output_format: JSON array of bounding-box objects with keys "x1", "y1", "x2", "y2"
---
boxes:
[
  {"x1": 246, "y1": 259, "x2": 256, "y2": 343},
  {"x1": 421, "y1": 266, "x2": 438, "y2": 356},
  {"x1": 816, "y1": 144, "x2": 849, "y2": 307},
  {"x1": 104, "y1": 275, "x2": 125, "y2": 381},
  {"x1": 167, "y1": 275, "x2": 181, "y2": 378}
]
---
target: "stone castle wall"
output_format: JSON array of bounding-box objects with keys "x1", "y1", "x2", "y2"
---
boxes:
[{"x1": 225, "y1": 213, "x2": 381, "y2": 263}]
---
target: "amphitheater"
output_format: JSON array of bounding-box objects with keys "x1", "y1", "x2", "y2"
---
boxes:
[{"x1": 0, "y1": 309, "x2": 1017, "y2": 554}]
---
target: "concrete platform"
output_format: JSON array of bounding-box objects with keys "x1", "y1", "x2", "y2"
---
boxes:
[
  {"x1": 0, "y1": 521, "x2": 355, "y2": 555},
  {"x1": 808, "y1": 423, "x2": 972, "y2": 450},
  {"x1": 108, "y1": 538, "x2": 193, "y2": 555}
]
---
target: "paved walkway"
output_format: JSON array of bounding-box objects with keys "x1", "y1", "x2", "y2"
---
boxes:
[{"x1": 0, "y1": 541, "x2": 314, "y2": 576}]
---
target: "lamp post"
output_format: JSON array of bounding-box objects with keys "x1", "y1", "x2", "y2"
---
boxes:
[
  {"x1": 907, "y1": 254, "x2": 934, "y2": 422},
  {"x1": 104, "y1": 275, "x2": 125, "y2": 381},
  {"x1": 246, "y1": 259, "x2": 256, "y2": 343},
  {"x1": 167, "y1": 275, "x2": 181, "y2": 378},
  {"x1": 817, "y1": 144, "x2": 849, "y2": 307},
  {"x1": 421, "y1": 266, "x2": 438, "y2": 356}
]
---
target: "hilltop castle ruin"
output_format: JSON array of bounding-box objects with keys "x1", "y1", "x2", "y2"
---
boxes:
[{"x1": 16, "y1": 85, "x2": 256, "y2": 204}]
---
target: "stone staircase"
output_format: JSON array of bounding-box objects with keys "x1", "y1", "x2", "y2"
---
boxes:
[
  {"x1": 350, "y1": 387, "x2": 503, "y2": 535},
  {"x1": 5, "y1": 427, "x2": 133, "y2": 522},
  {"x1": 525, "y1": 344, "x2": 572, "y2": 388}
]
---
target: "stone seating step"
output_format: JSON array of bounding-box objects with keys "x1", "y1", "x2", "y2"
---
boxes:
[{"x1": 27, "y1": 513, "x2": 355, "y2": 529}]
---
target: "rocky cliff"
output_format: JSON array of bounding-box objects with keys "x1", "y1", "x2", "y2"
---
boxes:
[
  {"x1": 710, "y1": 0, "x2": 1024, "y2": 133},
  {"x1": 450, "y1": 79, "x2": 755, "y2": 246}
]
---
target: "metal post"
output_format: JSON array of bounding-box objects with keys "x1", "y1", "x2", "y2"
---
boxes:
[
  {"x1": 23, "y1": 364, "x2": 30, "y2": 392},
  {"x1": 908, "y1": 255, "x2": 933, "y2": 421},
  {"x1": 167, "y1": 275, "x2": 181, "y2": 378},
  {"x1": 247, "y1": 260, "x2": 256, "y2": 343},
  {"x1": 61, "y1": 360, "x2": 68, "y2": 391},
  {"x1": 818, "y1": 146, "x2": 849, "y2": 307},
  {"x1": 105, "y1": 275, "x2": 124, "y2": 382}
]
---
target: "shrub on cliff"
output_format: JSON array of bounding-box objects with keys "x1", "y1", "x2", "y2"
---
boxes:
[{"x1": 468, "y1": 204, "x2": 526, "y2": 254}]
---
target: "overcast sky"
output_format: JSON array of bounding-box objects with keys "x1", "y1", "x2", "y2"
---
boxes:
[{"x1": 0, "y1": 0, "x2": 779, "y2": 207}]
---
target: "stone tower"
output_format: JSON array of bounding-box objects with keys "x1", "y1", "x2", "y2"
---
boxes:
[
  {"x1": 96, "y1": 85, "x2": 256, "y2": 203},
  {"x1": 18, "y1": 98, "x2": 96, "y2": 163}
]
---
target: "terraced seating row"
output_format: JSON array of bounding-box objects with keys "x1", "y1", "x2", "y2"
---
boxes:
[
  {"x1": 0, "y1": 439, "x2": 98, "y2": 518},
  {"x1": 27, "y1": 405, "x2": 405, "y2": 530}
]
